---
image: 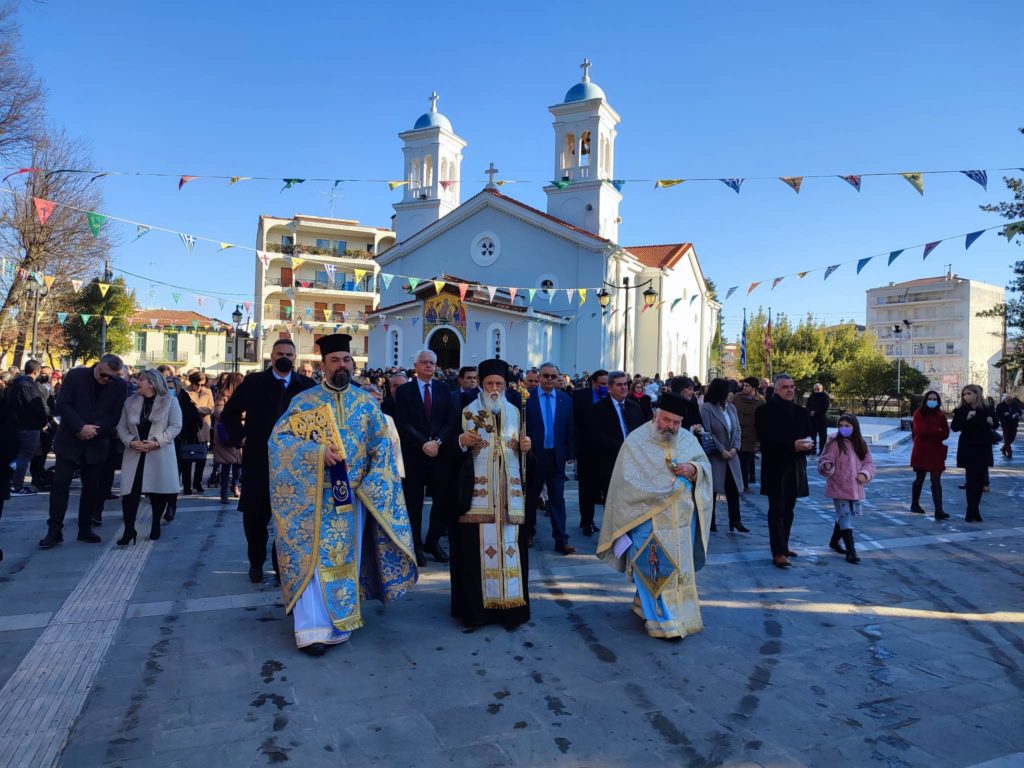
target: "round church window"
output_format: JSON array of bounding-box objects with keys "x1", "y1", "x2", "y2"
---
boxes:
[{"x1": 471, "y1": 231, "x2": 501, "y2": 267}]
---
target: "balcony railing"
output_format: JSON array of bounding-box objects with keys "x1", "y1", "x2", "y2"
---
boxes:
[
  {"x1": 265, "y1": 277, "x2": 374, "y2": 293},
  {"x1": 266, "y1": 244, "x2": 375, "y2": 260},
  {"x1": 559, "y1": 165, "x2": 592, "y2": 182}
]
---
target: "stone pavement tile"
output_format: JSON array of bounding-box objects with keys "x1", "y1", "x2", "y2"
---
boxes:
[
  {"x1": 341, "y1": 712, "x2": 442, "y2": 758},
  {"x1": 422, "y1": 699, "x2": 548, "y2": 750},
  {"x1": 364, "y1": 741, "x2": 512, "y2": 768},
  {"x1": 795, "y1": 728, "x2": 941, "y2": 768},
  {"x1": 896, "y1": 713, "x2": 1023, "y2": 768}
]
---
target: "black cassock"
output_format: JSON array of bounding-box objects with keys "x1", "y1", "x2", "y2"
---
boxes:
[{"x1": 446, "y1": 413, "x2": 531, "y2": 629}]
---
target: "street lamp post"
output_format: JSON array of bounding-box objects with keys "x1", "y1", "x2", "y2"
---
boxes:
[
  {"x1": 232, "y1": 304, "x2": 243, "y2": 373},
  {"x1": 26, "y1": 280, "x2": 49, "y2": 360},
  {"x1": 597, "y1": 277, "x2": 658, "y2": 371},
  {"x1": 99, "y1": 262, "x2": 113, "y2": 355},
  {"x1": 69, "y1": 337, "x2": 79, "y2": 367},
  {"x1": 892, "y1": 324, "x2": 903, "y2": 414}
]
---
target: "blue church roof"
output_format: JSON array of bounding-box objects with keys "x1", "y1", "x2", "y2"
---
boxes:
[
  {"x1": 564, "y1": 80, "x2": 606, "y2": 103},
  {"x1": 413, "y1": 110, "x2": 453, "y2": 131}
]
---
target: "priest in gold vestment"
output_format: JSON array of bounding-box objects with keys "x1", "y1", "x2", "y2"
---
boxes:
[
  {"x1": 449, "y1": 358, "x2": 532, "y2": 628},
  {"x1": 597, "y1": 393, "x2": 713, "y2": 640},
  {"x1": 270, "y1": 334, "x2": 416, "y2": 655}
]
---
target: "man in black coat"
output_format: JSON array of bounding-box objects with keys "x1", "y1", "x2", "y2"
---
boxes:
[
  {"x1": 381, "y1": 372, "x2": 407, "y2": 419},
  {"x1": 571, "y1": 369, "x2": 608, "y2": 535},
  {"x1": 394, "y1": 350, "x2": 457, "y2": 566},
  {"x1": 805, "y1": 383, "x2": 831, "y2": 454},
  {"x1": 8, "y1": 360, "x2": 48, "y2": 494},
  {"x1": 591, "y1": 371, "x2": 645, "y2": 506},
  {"x1": 39, "y1": 355, "x2": 129, "y2": 548},
  {"x1": 221, "y1": 339, "x2": 316, "y2": 582},
  {"x1": 755, "y1": 374, "x2": 814, "y2": 568}
]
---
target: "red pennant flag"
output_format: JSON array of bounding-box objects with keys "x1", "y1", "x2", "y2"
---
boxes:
[
  {"x1": 458, "y1": 282, "x2": 469, "y2": 301},
  {"x1": 243, "y1": 301, "x2": 252, "y2": 312},
  {"x1": 178, "y1": 175, "x2": 199, "y2": 190},
  {"x1": 33, "y1": 197, "x2": 56, "y2": 226},
  {"x1": 2, "y1": 167, "x2": 39, "y2": 184},
  {"x1": 508, "y1": 287, "x2": 518, "y2": 303}
]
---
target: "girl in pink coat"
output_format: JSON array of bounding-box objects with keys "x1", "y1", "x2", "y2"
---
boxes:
[{"x1": 817, "y1": 414, "x2": 875, "y2": 564}]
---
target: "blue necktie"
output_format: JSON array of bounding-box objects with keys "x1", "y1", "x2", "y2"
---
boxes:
[{"x1": 543, "y1": 393, "x2": 554, "y2": 449}]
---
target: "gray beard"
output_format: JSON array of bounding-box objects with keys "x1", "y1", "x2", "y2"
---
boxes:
[
  {"x1": 657, "y1": 427, "x2": 677, "y2": 445},
  {"x1": 486, "y1": 393, "x2": 503, "y2": 414},
  {"x1": 331, "y1": 369, "x2": 351, "y2": 390}
]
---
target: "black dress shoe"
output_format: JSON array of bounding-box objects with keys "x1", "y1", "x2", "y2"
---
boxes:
[
  {"x1": 426, "y1": 542, "x2": 449, "y2": 564},
  {"x1": 77, "y1": 531, "x2": 102, "y2": 543},
  {"x1": 729, "y1": 522, "x2": 751, "y2": 533},
  {"x1": 301, "y1": 643, "x2": 327, "y2": 656},
  {"x1": 415, "y1": 553, "x2": 426, "y2": 568},
  {"x1": 38, "y1": 531, "x2": 63, "y2": 549},
  {"x1": 555, "y1": 542, "x2": 577, "y2": 555},
  {"x1": 249, "y1": 566, "x2": 264, "y2": 583},
  {"x1": 91, "y1": 517, "x2": 103, "y2": 527},
  {"x1": 581, "y1": 524, "x2": 595, "y2": 537}
]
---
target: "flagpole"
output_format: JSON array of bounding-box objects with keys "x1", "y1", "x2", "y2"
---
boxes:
[{"x1": 767, "y1": 307, "x2": 773, "y2": 382}]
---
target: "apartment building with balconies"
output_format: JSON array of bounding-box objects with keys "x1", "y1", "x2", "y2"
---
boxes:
[
  {"x1": 253, "y1": 214, "x2": 396, "y2": 368},
  {"x1": 865, "y1": 272, "x2": 1004, "y2": 402}
]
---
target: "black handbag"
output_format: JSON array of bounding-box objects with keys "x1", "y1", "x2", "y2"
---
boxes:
[
  {"x1": 698, "y1": 429, "x2": 719, "y2": 457},
  {"x1": 178, "y1": 442, "x2": 207, "y2": 461}
]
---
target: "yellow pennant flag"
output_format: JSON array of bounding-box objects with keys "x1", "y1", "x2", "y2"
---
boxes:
[
  {"x1": 578, "y1": 288, "x2": 587, "y2": 306},
  {"x1": 433, "y1": 280, "x2": 446, "y2": 294},
  {"x1": 388, "y1": 181, "x2": 408, "y2": 191},
  {"x1": 797, "y1": 271, "x2": 809, "y2": 279},
  {"x1": 290, "y1": 257, "x2": 305, "y2": 269},
  {"x1": 218, "y1": 242, "x2": 232, "y2": 251},
  {"x1": 229, "y1": 176, "x2": 251, "y2": 185},
  {"x1": 780, "y1": 176, "x2": 803, "y2": 194},
  {"x1": 901, "y1": 172, "x2": 924, "y2": 196},
  {"x1": 354, "y1": 268, "x2": 367, "y2": 284},
  {"x1": 36, "y1": 310, "x2": 44, "y2": 319},
  {"x1": 322, "y1": 309, "x2": 331, "y2": 321},
  {"x1": 42, "y1": 275, "x2": 55, "y2": 288},
  {"x1": 654, "y1": 179, "x2": 685, "y2": 189},
  {"x1": 97, "y1": 282, "x2": 110, "y2": 297},
  {"x1": 103, "y1": 315, "x2": 113, "y2": 325}
]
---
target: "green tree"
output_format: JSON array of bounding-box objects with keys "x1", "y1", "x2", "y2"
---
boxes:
[
  {"x1": 65, "y1": 276, "x2": 135, "y2": 362},
  {"x1": 835, "y1": 351, "x2": 930, "y2": 413}
]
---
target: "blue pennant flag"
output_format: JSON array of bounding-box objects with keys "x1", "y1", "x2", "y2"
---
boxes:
[
  {"x1": 856, "y1": 257, "x2": 873, "y2": 274},
  {"x1": 964, "y1": 230, "x2": 984, "y2": 250},
  {"x1": 610, "y1": 179, "x2": 626, "y2": 192},
  {"x1": 720, "y1": 178, "x2": 743, "y2": 194},
  {"x1": 823, "y1": 264, "x2": 840, "y2": 281},
  {"x1": 922, "y1": 241, "x2": 941, "y2": 260},
  {"x1": 887, "y1": 250, "x2": 904, "y2": 266},
  {"x1": 725, "y1": 286, "x2": 738, "y2": 300},
  {"x1": 961, "y1": 170, "x2": 988, "y2": 190}
]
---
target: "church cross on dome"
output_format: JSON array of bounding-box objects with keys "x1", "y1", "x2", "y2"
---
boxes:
[
  {"x1": 580, "y1": 57, "x2": 592, "y2": 82},
  {"x1": 484, "y1": 162, "x2": 500, "y2": 189},
  {"x1": 429, "y1": 90, "x2": 439, "y2": 112}
]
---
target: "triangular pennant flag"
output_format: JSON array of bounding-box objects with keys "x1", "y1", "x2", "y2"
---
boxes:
[
  {"x1": 856, "y1": 257, "x2": 873, "y2": 274},
  {"x1": 670, "y1": 298, "x2": 682, "y2": 310},
  {"x1": 56, "y1": 311, "x2": 67, "y2": 324},
  {"x1": 824, "y1": 264, "x2": 840, "y2": 280},
  {"x1": 149, "y1": 318, "x2": 158, "y2": 328},
  {"x1": 180, "y1": 233, "x2": 196, "y2": 254},
  {"x1": 887, "y1": 250, "x2": 904, "y2": 266},
  {"x1": 352, "y1": 269, "x2": 367, "y2": 285},
  {"x1": 218, "y1": 298, "x2": 225, "y2": 310},
  {"x1": 796, "y1": 271, "x2": 807, "y2": 279},
  {"x1": 81, "y1": 314, "x2": 91, "y2": 325},
  {"x1": 725, "y1": 286, "x2": 738, "y2": 300},
  {"x1": 1002, "y1": 221, "x2": 1024, "y2": 241},
  {"x1": 565, "y1": 288, "x2": 575, "y2": 304},
  {"x1": 640, "y1": 304, "x2": 650, "y2": 314},
  {"x1": 178, "y1": 175, "x2": 199, "y2": 190},
  {"x1": 257, "y1": 251, "x2": 271, "y2": 269},
  {"x1": 408, "y1": 277, "x2": 420, "y2": 291},
  {"x1": 721, "y1": 178, "x2": 744, "y2": 194},
  {"x1": 86, "y1": 212, "x2": 106, "y2": 236},
  {"x1": 487, "y1": 286, "x2": 498, "y2": 303},
  {"x1": 922, "y1": 240, "x2": 941, "y2": 260},
  {"x1": 654, "y1": 179, "x2": 684, "y2": 189},
  {"x1": 780, "y1": 176, "x2": 802, "y2": 194},
  {"x1": 550, "y1": 180, "x2": 571, "y2": 190},
  {"x1": 133, "y1": 224, "x2": 150, "y2": 241},
  {"x1": 440, "y1": 180, "x2": 456, "y2": 191},
  {"x1": 578, "y1": 288, "x2": 586, "y2": 306},
  {"x1": 192, "y1": 320, "x2": 199, "y2": 330},
  {"x1": 839, "y1": 175, "x2": 862, "y2": 192},
  {"x1": 901, "y1": 172, "x2": 924, "y2": 195},
  {"x1": 212, "y1": 320, "x2": 220, "y2": 331},
  {"x1": 2, "y1": 167, "x2": 38, "y2": 183},
  {"x1": 172, "y1": 292, "x2": 181, "y2": 304},
  {"x1": 689, "y1": 295, "x2": 698, "y2": 305},
  {"x1": 243, "y1": 301, "x2": 252, "y2": 312},
  {"x1": 965, "y1": 230, "x2": 984, "y2": 250},
  {"x1": 322, "y1": 309, "x2": 331, "y2": 321},
  {"x1": 547, "y1": 289, "x2": 556, "y2": 304},
  {"x1": 387, "y1": 181, "x2": 408, "y2": 191},
  {"x1": 474, "y1": 321, "x2": 481, "y2": 331},
  {"x1": 961, "y1": 170, "x2": 988, "y2": 190},
  {"x1": 97, "y1": 282, "x2": 110, "y2": 297},
  {"x1": 281, "y1": 178, "x2": 305, "y2": 192},
  {"x1": 43, "y1": 275, "x2": 55, "y2": 288},
  {"x1": 290, "y1": 257, "x2": 305, "y2": 269},
  {"x1": 33, "y1": 197, "x2": 56, "y2": 226},
  {"x1": 229, "y1": 176, "x2": 251, "y2": 185},
  {"x1": 509, "y1": 287, "x2": 518, "y2": 303},
  {"x1": 284, "y1": 305, "x2": 293, "y2": 318},
  {"x1": 196, "y1": 296, "x2": 204, "y2": 306},
  {"x1": 747, "y1": 282, "x2": 761, "y2": 295},
  {"x1": 304, "y1": 307, "x2": 312, "y2": 318},
  {"x1": 218, "y1": 242, "x2": 232, "y2": 251},
  {"x1": 527, "y1": 288, "x2": 536, "y2": 304},
  {"x1": 381, "y1": 273, "x2": 394, "y2": 290},
  {"x1": 771, "y1": 277, "x2": 784, "y2": 290},
  {"x1": 610, "y1": 180, "x2": 626, "y2": 192},
  {"x1": 71, "y1": 279, "x2": 83, "y2": 293},
  {"x1": 457, "y1": 282, "x2": 469, "y2": 301},
  {"x1": 103, "y1": 315, "x2": 114, "y2": 325}
]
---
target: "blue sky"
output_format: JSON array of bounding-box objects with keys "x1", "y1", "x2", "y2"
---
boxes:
[{"x1": 14, "y1": 1, "x2": 1024, "y2": 340}]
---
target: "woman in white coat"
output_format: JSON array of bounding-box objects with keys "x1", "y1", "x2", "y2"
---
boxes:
[
  {"x1": 116, "y1": 369, "x2": 183, "y2": 544},
  {"x1": 699, "y1": 378, "x2": 750, "y2": 534}
]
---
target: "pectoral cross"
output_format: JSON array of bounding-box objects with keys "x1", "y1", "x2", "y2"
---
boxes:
[{"x1": 484, "y1": 162, "x2": 499, "y2": 189}]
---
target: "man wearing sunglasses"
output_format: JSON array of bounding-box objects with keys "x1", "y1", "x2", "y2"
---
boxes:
[{"x1": 39, "y1": 354, "x2": 129, "y2": 548}]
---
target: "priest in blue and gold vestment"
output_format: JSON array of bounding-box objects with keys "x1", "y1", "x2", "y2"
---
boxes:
[{"x1": 269, "y1": 334, "x2": 417, "y2": 655}]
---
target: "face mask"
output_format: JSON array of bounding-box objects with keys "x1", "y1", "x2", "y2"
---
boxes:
[
  {"x1": 273, "y1": 357, "x2": 294, "y2": 374},
  {"x1": 838, "y1": 426, "x2": 854, "y2": 438},
  {"x1": 38, "y1": 375, "x2": 49, "y2": 384},
  {"x1": 926, "y1": 400, "x2": 939, "y2": 409},
  {"x1": 597, "y1": 385, "x2": 609, "y2": 398}
]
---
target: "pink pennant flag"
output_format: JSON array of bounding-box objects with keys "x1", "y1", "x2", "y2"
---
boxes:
[
  {"x1": 922, "y1": 240, "x2": 941, "y2": 260},
  {"x1": 33, "y1": 197, "x2": 56, "y2": 226},
  {"x1": 839, "y1": 175, "x2": 862, "y2": 192},
  {"x1": 178, "y1": 175, "x2": 199, "y2": 190},
  {"x1": 508, "y1": 287, "x2": 518, "y2": 303},
  {"x1": 243, "y1": 301, "x2": 252, "y2": 312},
  {"x1": 2, "y1": 167, "x2": 39, "y2": 184},
  {"x1": 458, "y1": 282, "x2": 469, "y2": 301},
  {"x1": 771, "y1": 277, "x2": 784, "y2": 290},
  {"x1": 747, "y1": 281, "x2": 762, "y2": 295},
  {"x1": 440, "y1": 180, "x2": 456, "y2": 191}
]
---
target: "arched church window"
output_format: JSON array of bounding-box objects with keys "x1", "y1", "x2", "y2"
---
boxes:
[
  {"x1": 580, "y1": 131, "x2": 591, "y2": 167},
  {"x1": 410, "y1": 158, "x2": 420, "y2": 188},
  {"x1": 424, "y1": 155, "x2": 434, "y2": 188},
  {"x1": 562, "y1": 133, "x2": 576, "y2": 176}
]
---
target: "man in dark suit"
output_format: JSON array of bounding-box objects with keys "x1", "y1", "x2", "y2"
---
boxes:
[
  {"x1": 221, "y1": 338, "x2": 316, "y2": 582},
  {"x1": 381, "y1": 372, "x2": 407, "y2": 419},
  {"x1": 524, "y1": 362, "x2": 576, "y2": 554},
  {"x1": 806, "y1": 383, "x2": 831, "y2": 454},
  {"x1": 39, "y1": 355, "x2": 129, "y2": 548},
  {"x1": 394, "y1": 349, "x2": 457, "y2": 566},
  {"x1": 591, "y1": 371, "x2": 645, "y2": 504},
  {"x1": 571, "y1": 369, "x2": 608, "y2": 536}
]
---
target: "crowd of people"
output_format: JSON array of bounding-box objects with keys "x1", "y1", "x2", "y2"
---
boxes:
[{"x1": 0, "y1": 346, "x2": 1018, "y2": 651}]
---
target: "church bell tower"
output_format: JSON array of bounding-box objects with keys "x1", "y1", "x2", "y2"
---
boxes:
[{"x1": 544, "y1": 59, "x2": 622, "y2": 242}]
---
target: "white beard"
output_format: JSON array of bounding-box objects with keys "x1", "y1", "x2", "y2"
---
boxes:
[{"x1": 486, "y1": 393, "x2": 503, "y2": 415}]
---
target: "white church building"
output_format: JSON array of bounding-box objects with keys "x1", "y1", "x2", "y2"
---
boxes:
[{"x1": 369, "y1": 61, "x2": 718, "y2": 377}]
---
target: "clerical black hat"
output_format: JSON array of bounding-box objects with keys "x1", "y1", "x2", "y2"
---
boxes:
[
  {"x1": 478, "y1": 358, "x2": 510, "y2": 382},
  {"x1": 317, "y1": 334, "x2": 352, "y2": 357},
  {"x1": 657, "y1": 392, "x2": 688, "y2": 417}
]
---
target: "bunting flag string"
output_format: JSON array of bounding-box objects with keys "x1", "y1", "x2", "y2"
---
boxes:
[
  {"x1": 961, "y1": 170, "x2": 988, "y2": 190},
  {"x1": 86, "y1": 212, "x2": 106, "y2": 236},
  {"x1": 133, "y1": 224, "x2": 150, "y2": 241},
  {"x1": 178, "y1": 175, "x2": 199, "y2": 190},
  {"x1": 97, "y1": 283, "x2": 110, "y2": 297}
]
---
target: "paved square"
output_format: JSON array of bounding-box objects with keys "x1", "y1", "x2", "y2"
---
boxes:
[{"x1": 0, "y1": 442, "x2": 1022, "y2": 767}]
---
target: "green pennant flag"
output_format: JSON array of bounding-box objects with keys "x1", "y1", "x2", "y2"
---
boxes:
[
  {"x1": 1004, "y1": 221, "x2": 1024, "y2": 241},
  {"x1": 281, "y1": 178, "x2": 305, "y2": 192},
  {"x1": 670, "y1": 298, "x2": 682, "y2": 311},
  {"x1": 172, "y1": 292, "x2": 181, "y2": 304},
  {"x1": 528, "y1": 288, "x2": 537, "y2": 304},
  {"x1": 86, "y1": 212, "x2": 106, "y2": 236},
  {"x1": 408, "y1": 277, "x2": 420, "y2": 291},
  {"x1": 550, "y1": 180, "x2": 571, "y2": 190},
  {"x1": 192, "y1": 320, "x2": 199, "y2": 330},
  {"x1": 81, "y1": 314, "x2": 91, "y2": 325}
]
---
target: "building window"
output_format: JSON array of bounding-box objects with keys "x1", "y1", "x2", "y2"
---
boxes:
[
  {"x1": 580, "y1": 131, "x2": 591, "y2": 167},
  {"x1": 946, "y1": 342, "x2": 954, "y2": 354},
  {"x1": 316, "y1": 239, "x2": 330, "y2": 250},
  {"x1": 134, "y1": 331, "x2": 147, "y2": 353},
  {"x1": 164, "y1": 333, "x2": 178, "y2": 361},
  {"x1": 281, "y1": 235, "x2": 293, "y2": 247},
  {"x1": 334, "y1": 240, "x2": 346, "y2": 253}
]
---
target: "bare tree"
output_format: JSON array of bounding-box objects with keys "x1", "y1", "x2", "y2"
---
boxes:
[{"x1": 0, "y1": 5, "x2": 44, "y2": 163}]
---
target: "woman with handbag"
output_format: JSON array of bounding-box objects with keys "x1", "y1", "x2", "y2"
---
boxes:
[
  {"x1": 115, "y1": 369, "x2": 182, "y2": 544},
  {"x1": 951, "y1": 384, "x2": 995, "y2": 523},
  {"x1": 910, "y1": 390, "x2": 950, "y2": 520},
  {"x1": 183, "y1": 370, "x2": 214, "y2": 494},
  {"x1": 212, "y1": 372, "x2": 244, "y2": 504}
]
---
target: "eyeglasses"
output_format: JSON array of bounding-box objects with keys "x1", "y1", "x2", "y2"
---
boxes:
[
  {"x1": 540, "y1": 373, "x2": 558, "y2": 379},
  {"x1": 96, "y1": 371, "x2": 112, "y2": 380}
]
